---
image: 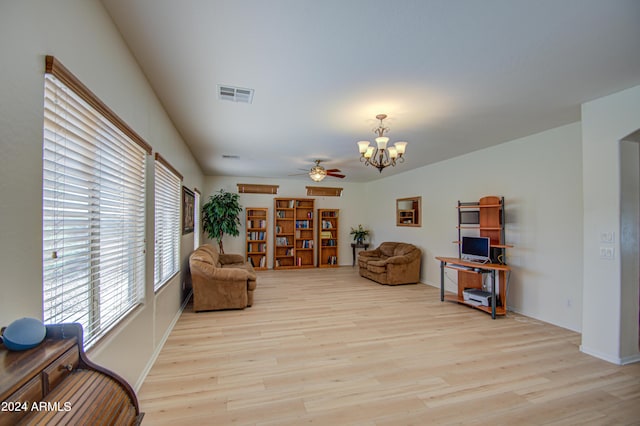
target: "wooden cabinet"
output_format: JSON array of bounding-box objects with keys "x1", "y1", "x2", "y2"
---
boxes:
[
  {"x1": 274, "y1": 198, "x2": 315, "y2": 269},
  {"x1": 318, "y1": 209, "x2": 339, "y2": 267},
  {"x1": 0, "y1": 323, "x2": 142, "y2": 425},
  {"x1": 246, "y1": 207, "x2": 267, "y2": 270}
]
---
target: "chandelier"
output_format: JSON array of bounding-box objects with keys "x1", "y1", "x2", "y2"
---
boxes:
[{"x1": 357, "y1": 114, "x2": 408, "y2": 172}]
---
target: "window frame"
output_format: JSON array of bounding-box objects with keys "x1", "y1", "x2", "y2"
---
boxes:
[
  {"x1": 42, "y1": 56, "x2": 151, "y2": 348},
  {"x1": 154, "y1": 153, "x2": 183, "y2": 291}
]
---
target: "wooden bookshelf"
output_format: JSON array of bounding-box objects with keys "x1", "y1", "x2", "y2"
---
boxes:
[
  {"x1": 274, "y1": 198, "x2": 315, "y2": 269},
  {"x1": 245, "y1": 207, "x2": 267, "y2": 270},
  {"x1": 318, "y1": 209, "x2": 339, "y2": 267}
]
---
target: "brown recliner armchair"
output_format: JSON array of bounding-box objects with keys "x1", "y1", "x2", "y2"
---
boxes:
[
  {"x1": 189, "y1": 244, "x2": 257, "y2": 312},
  {"x1": 358, "y1": 242, "x2": 422, "y2": 285}
]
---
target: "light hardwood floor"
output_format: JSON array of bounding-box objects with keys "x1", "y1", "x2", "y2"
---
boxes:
[{"x1": 139, "y1": 267, "x2": 640, "y2": 425}]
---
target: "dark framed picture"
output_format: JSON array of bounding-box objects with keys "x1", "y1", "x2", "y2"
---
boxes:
[{"x1": 182, "y1": 186, "x2": 195, "y2": 234}]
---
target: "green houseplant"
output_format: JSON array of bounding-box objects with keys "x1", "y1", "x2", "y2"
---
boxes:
[
  {"x1": 202, "y1": 189, "x2": 243, "y2": 253},
  {"x1": 350, "y1": 224, "x2": 370, "y2": 244}
]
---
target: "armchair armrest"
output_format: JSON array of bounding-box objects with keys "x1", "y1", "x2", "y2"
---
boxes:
[
  {"x1": 212, "y1": 267, "x2": 255, "y2": 282},
  {"x1": 358, "y1": 249, "x2": 380, "y2": 258}
]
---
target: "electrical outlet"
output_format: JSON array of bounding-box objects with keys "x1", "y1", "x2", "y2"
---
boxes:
[
  {"x1": 599, "y1": 247, "x2": 614, "y2": 260},
  {"x1": 600, "y1": 231, "x2": 615, "y2": 243}
]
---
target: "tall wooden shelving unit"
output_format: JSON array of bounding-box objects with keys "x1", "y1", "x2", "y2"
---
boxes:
[
  {"x1": 318, "y1": 209, "x2": 339, "y2": 267},
  {"x1": 274, "y1": 198, "x2": 315, "y2": 269},
  {"x1": 449, "y1": 195, "x2": 510, "y2": 315},
  {"x1": 245, "y1": 208, "x2": 268, "y2": 270}
]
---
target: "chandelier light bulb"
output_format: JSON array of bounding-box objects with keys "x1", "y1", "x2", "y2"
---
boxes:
[
  {"x1": 388, "y1": 146, "x2": 397, "y2": 159},
  {"x1": 375, "y1": 136, "x2": 389, "y2": 150},
  {"x1": 365, "y1": 146, "x2": 374, "y2": 159},
  {"x1": 394, "y1": 141, "x2": 407, "y2": 155},
  {"x1": 357, "y1": 141, "x2": 371, "y2": 154}
]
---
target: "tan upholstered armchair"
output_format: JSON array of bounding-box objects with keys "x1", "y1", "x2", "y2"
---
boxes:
[
  {"x1": 358, "y1": 242, "x2": 422, "y2": 285},
  {"x1": 189, "y1": 244, "x2": 257, "y2": 312}
]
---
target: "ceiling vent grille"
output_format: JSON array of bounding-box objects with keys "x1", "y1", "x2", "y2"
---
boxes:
[{"x1": 217, "y1": 85, "x2": 254, "y2": 104}]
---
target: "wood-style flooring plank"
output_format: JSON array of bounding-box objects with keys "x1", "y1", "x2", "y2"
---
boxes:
[{"x1": 138, "y1": 267, "x2": 640, "y2": 424}]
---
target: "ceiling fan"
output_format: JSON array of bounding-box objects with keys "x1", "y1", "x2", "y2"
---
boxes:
[{"x1": 290, "y1": 160, "x2": 345, "y2": 182}]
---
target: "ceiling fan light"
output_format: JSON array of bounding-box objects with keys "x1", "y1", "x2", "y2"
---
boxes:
[
  {"x1": 309, "y1": 166, "x2": 327, "y2": 182},
  {"x1": 375, "y1": 136, "x2": 389, "y2": 150},
  {"x1": 357, "y1": 140, "x2": 371, "y2": 154},
  {"x1": 394, "y1": 141, "x2": 407, "y2": 155}
]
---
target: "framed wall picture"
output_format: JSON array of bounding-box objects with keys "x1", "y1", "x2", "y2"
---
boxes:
[{"x1": 182, "y1": 186, "x2": 195, "y2": 234}]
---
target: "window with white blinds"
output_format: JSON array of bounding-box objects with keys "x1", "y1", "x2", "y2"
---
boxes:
[
  {"x1": 154, "y1": 153, "x2": 182, "y2": 291},
  {"x1": 194, "y1": 189, "x2": 201, "y2": 250},
  {"x1": 43, "y1": 57, "x2": 150, "y2": 348}
]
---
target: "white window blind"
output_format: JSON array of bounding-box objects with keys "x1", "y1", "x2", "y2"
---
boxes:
[
  {"x1": 154, "y1": 154, "x2": 182, "y2": 290},
  {"x1": 194, "y1": 189, "x2": 201, "y2": 249},
  {"x1": 43, "y1": 65, "x2": 148, "y2": 348}
]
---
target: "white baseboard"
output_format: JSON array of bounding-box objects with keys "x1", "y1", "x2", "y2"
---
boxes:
[
  {"x1": 134, "y1": 290, "x2": 192, "y2": 391},
  {"x1": 578, "y1": 344, "x2": 640, "y2": 365}
]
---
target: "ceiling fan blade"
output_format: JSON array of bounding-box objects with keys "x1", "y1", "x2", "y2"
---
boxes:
[
  {"x1": 327, "y1": 173, "x2": 345, "y2": 179},
  {"x1": 288, "y1": 172, "x2": 308, "y2": 176},
  {"x1": 325, "y1": 168, "x2": 341, "y2": 173}
]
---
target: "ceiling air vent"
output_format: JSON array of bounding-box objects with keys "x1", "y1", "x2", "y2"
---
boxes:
[{"x1": 217, "y1": 85, "x2": 254, "y2": 104}]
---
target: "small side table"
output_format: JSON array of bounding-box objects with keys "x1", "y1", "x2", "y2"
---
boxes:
[{"x1": 351, "y1": 242, "x2": 370, "y2": 266}]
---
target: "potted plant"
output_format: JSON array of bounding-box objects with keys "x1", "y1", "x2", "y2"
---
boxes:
[
  {"x1": 350, "y1": 224, "x2": 370, "y2": 244},
  {"x1": 202, "y1": 189, "x2": 243, "y2": 253}
]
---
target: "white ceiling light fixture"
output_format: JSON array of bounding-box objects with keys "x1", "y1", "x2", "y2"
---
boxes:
[
  {"x1": 357, "y1": 114, "x2": 408, "y2": 173},
  {"x1": 308, "y1": 161, "x2": 328, "y2": 182}
]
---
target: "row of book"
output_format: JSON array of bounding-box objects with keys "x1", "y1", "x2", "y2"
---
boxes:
[
  {"x1": 275, "y1": 237, "x2": 291, "y2": 246},
  {"x1": 325, "y1": 256, "x2": 338, "y2": 265},
  {"x1": 295, "y1": 220, "x2": 312, "y2": 229},
  {"x1": 247, "y1": 231, "x2": 266, "y2": 240},
  {"x1": 321, "y1": 220, "x2": 334, "y2": 229},
  {"x1": 247, "y1": 256, "x2": 267, "y2": 268},
  {"x1": 299, "y1": 240, "x2": 314, "y2": 248},
  {"x1": 247, "y1": 243, "x2": 266, "y2": 252},
  {"x1": 248, "y1": 219, "x2": 267, "y2": 229}
]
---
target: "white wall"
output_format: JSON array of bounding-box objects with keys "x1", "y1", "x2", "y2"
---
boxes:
[
  {"x1": 203, "y1": 177, "x2": 368, "y2": 267},
  {"x1": 363, "y1": 123, "x2": 585, "y2": 332},
  {"x1": 581, "y1": 85, "x2": 640, "y2": 364},
  {"x1": 0, "y1": 0, "x2": 203, "y2": 388}
]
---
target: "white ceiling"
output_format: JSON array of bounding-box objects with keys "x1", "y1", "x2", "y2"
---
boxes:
[{"x1": 101, "y1": 0, "x2": 640, "y2": 183}]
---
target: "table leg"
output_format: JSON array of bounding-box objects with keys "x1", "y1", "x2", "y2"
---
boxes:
[
  {"x1": 490, "y1": 269, "x2": 496, "y2": 319},
  {"x1": 440, "y1": 261, "x2": 445, "y2": 301},
  {"x1": 352, "y1": 245, "x2": 356, "y2": 267}
]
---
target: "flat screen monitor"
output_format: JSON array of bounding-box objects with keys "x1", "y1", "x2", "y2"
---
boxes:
[{"x1": 461, "y1": 236, "x2": 491, "y2": 262}]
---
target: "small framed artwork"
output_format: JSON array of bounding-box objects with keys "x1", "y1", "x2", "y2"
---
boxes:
[{"x1": 182, "y1": 186, "x2": 195, "y2": 234}]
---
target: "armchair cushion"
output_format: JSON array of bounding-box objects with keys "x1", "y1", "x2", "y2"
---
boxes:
[{"x1": 358, "y1": 242, "x2": 422, "y2": 285}]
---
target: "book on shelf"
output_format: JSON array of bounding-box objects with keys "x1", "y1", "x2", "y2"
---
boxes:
[{"x1": 320, "y1": 231, "x2": 332, "y2": 239}]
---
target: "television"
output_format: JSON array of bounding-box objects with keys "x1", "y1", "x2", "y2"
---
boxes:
[{"x1": 461, "y1": 236, "x2": 491, "y2": 262}]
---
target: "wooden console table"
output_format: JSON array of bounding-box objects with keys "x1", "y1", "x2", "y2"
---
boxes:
[{"x1": 436, "y1": 256, "x2": 511, "y2": 319}]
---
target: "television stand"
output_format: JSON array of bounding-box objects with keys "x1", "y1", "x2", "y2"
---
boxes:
[{"x1": 435, "y1": 256, "x2": 511, "y2": 319}]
